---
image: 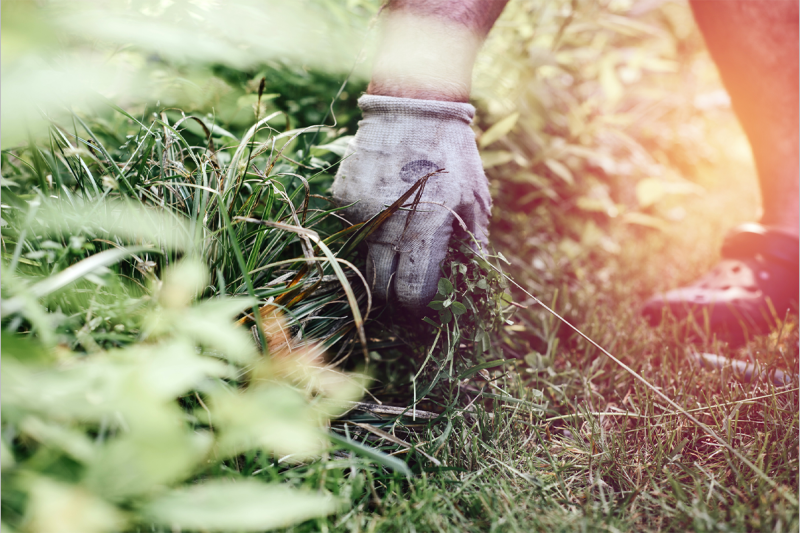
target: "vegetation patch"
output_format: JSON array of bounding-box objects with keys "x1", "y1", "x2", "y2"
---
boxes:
[{"x1": 2, "y1": 1, "x2": 797, "y2": 532}]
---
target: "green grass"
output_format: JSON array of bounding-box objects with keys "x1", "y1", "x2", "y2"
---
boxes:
[
  {"x1": 309, "y1": 233, "x2": 798, "y2": 532},
  {"x1": 2, "y1": 2, "x2": 799, "y2": 531}
]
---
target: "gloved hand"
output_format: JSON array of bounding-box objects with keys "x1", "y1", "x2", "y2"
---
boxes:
[{"x1": 332, "y1": 95, "x2": 492, "y2": 309}]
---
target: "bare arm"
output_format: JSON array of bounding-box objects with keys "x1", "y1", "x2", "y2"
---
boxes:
[{"x1": 367, "y1": 0, "x2": 509, "y2": 102}]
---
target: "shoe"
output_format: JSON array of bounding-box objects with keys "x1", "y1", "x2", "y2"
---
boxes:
[{"x1": 642, "y1": 223, "x2": 799, "y2": 345}]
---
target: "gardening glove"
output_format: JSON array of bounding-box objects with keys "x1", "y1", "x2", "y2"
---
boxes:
[{"x1": 332, "y1": 94, "x2": 491, "y2": 309}]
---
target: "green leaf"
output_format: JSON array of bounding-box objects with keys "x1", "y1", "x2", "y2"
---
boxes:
[
  {"x1": 437, "y1": 278, "x2": 454, "y2": 296},
  {"x1": 0, "y1": 331, "x2": 54, "y2": 365},
  {"x1": 144, "y1": 480, "x2": 340, "y2": 532},
  {"x1": 185, "y1": 115, "x2": 240, "y2": 140},
  {"x1": 311, "y1": 135, "x2": 353, "y2": 157},
  {"x1": 19, "y1": 417, "x2": 96, "y2": 462},
  {"x1": 173, "y1": 298, "x2": 259, "y2": 364},
  {"x1": 211, "y1": 384, "x2": 324, "y2": 460},
  {"x1": 33, "y1": 199, "x2": 195, "y2": 251},
  {"x1": 2, "y1": 340, "x2": 230, "y2": 426},
  {"x1": 456, "y1": 359, "x2": 513, "y2": 380},
  {"x1": 524, "y1": 352, "x2": 542, "y2": 368},
  {"x1": 479, "y1": 331, "x2": 491, "y2": 353},
  {"x1": 84, "y1": 408, "x2": 210, "y2": 500},
  {"x1": 1, "y1": 439, "x2": 15, "y2": 471},
  {"x1": 428, "y1": 300, "x2": 445, "y2": 311},
  {"x1": 189, "y1": 296, "x2": 257, "y2": 320},
  {"x1": 479, "y1": 112, "x2": 519, "y2": 149},
  {"x1": 622, "y1": 212, "x2": 669, "y2": 232},
  {"x1": 328, "y1": 432, "x2": 412, "y2": 477},
  {"x1": 480, "y1": 150, "x2": 515, "y2": 169},
  {"x1": 24, "y1": 477, "x2": 127, "y2": 533},
  {"x1": 2, "y1": 246, "x2": 157, "y2": 317},
  {"x1": 236, "y1": 93, "x2": 279, "y2": 113},
  {"x1": 450, "y1": 301, "x2": 467, "y2": 316},
  {"x1": 438, "y1": 309, "x2": 453, "y2": 324},
  {"x1": 237, "y1": 218, "x2": 370, "y2": 361},
  {"x1": 159, "y1": 260, "x2": 209, "y2": 309},
  {"x1": 223, "y1": 112, "x2": 288, "y2": 202},
  {"x1": 122, "y1": 340, "x2": 235, "y2": 400},
  {"x1": 421, "y1": 316, "x2": 441, "y2": 329},
  {"x1": 544, "y1": 158, "x2": 574, "y2": 185}
]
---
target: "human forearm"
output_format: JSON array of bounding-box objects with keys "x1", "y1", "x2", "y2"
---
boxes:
[{"x1": 367, "y1": 0, "x2": 509, "y2": 102}]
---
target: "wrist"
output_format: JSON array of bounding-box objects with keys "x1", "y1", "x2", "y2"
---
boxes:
[
  {"x1": 367, "y1": 11, "x2": 482, "y2": 103},
  {"x1": 357, "y1": 94, "x2": 475, "y2": 124},
  {"x1": 367, "y1": 79, "x2": 470, "y2": 103}
]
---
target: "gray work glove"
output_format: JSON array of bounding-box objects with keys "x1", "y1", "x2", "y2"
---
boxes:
[{"x1": 331, "y1": 95, "x2": 492, "y2": 309}]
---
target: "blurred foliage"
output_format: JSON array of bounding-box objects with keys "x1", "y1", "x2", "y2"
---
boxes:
[
  {"x1": 1, "y1": 0, "x2": 378, "y2": 145},
  {"x1": 0, "y1": 97, "x2": 386, "y2": 529},
  {"x1": 2, "y1": 256, "x2": 351, "y2": 532},
  {"x1": 0, "y1": 13, "x2": 427, "y2": 508},
  {"x1": 1, "y1": 1, "x2": 385, "y2": 528},
  {"x1": 473, "y1": 0, "x2": 742, "y2": 265}
]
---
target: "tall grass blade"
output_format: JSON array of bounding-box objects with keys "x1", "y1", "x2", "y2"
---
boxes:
[
  {"x1": 328, "y1": 432, "x2": 412, "y2": 478},
  {"x1": 2, "y1": 246, "x2": 157, "y2": 316}
]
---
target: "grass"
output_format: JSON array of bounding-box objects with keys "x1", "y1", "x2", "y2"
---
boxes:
[
  {"x1": 2, "y1": 2, "x2": 799, "y2": 532},
  {"x1": 325, "y1": 237, "x2": 798, "y2": 532}
]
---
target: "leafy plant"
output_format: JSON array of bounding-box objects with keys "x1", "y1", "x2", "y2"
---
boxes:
[
  {"x1": 474, "y1": 0, "x2": 729, "y2": 257},
  {"x1": 2, "y1": 256, "x2": 351, "y2": 531},
  {"x1": 0, "y1": 76, "x2": 385, "y2": 530}
]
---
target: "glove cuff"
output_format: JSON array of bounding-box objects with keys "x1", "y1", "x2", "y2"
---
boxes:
[{"x1": 358, "y1": 94, "x2": 475, "y2": 125}]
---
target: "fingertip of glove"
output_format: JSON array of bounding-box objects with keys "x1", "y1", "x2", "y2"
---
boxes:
[
  {"x1": 365, "y1": 243, "x2": 398, "y2": 303},
  {"x1": 398, "y1": 290, "x2": 437, "y2": 312}
]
